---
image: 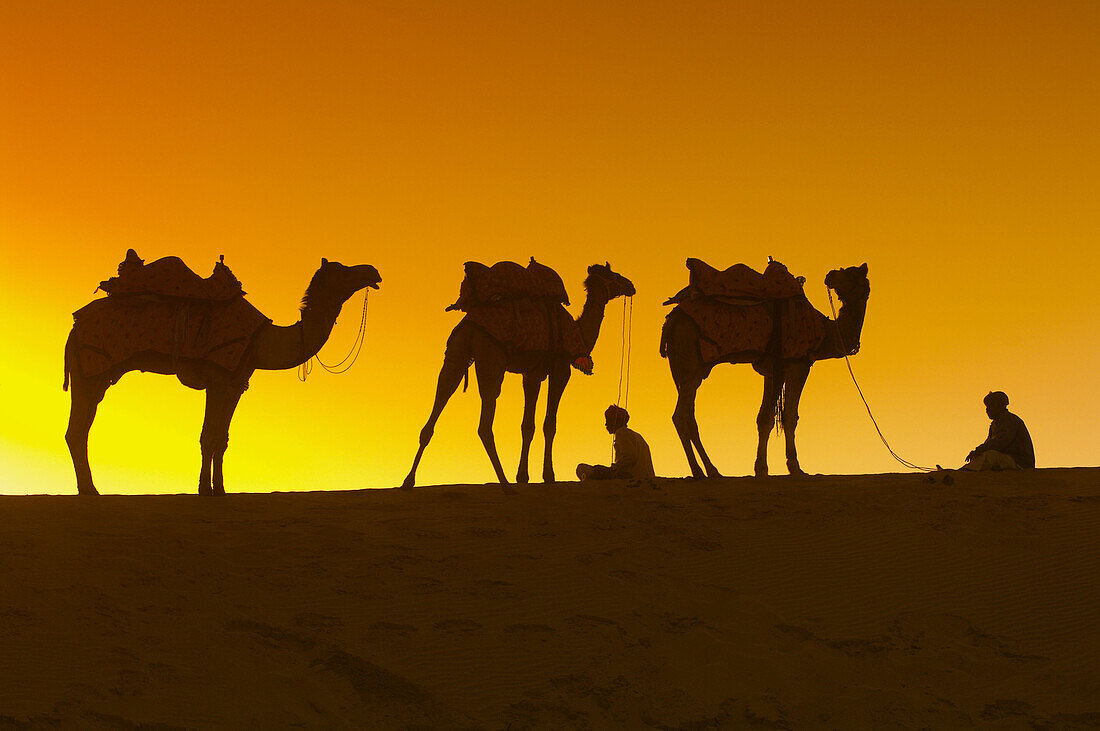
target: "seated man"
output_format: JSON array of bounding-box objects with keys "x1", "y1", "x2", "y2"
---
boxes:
[
  {"x1": 962, "y1": 391, "x2": 1035, "y2": 471},
  {"x1": 576, "y1": 405, "x2": 656, "y2": 481}
]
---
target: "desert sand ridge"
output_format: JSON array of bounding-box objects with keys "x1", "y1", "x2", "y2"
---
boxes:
[{"x1": 1, "y1": 468, "x2": 1098, "y2": 728}]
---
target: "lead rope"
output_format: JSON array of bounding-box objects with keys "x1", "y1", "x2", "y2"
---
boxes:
[
  {"x1": 612, "y1": 295, "x2": 634, "y2": 463},
  {"x1": 615, "y1": 295, "x2": 633, "y2": 408},
  {"x1": 828, "y1": 287, "x2": 934, "y2": 472},
  {"x1": 298, "y1": 290, "x2": 369, "y2": 381}
]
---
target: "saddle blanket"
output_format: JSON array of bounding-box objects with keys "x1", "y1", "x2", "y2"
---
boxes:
[
  {"x1": 461, "y1": 299, "x2": 587, "y2": 359},
  {"x1": 672, "y1": 296, "x2": 828, "y2": 366},
  {"x1": 71, "y1": 296, "x2": 270, "y2": 377}
]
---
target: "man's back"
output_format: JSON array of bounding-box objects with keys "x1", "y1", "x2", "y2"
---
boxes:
[
  {"x1": 986, "y1": 410, "x2": 1035, "y2": 468},
  {"x1": 613, "y1": 427, "x2": 656, "y2": 479}
]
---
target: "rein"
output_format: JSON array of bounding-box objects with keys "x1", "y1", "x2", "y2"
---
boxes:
[
  {"x1": 609, "y1": 293, "x2": 633, "y2": 463},
  {"x1": 297, "y1": 290, "x2": 369, "y2": 381},
  {"x1": 616, "y1": 295, "x2": 633, "y2": 409},
  {"x1": 827, "y1": 286, "x2": 933, "y2": 472}
]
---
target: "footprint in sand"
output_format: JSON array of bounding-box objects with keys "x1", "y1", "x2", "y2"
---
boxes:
[
  {"x1": 294, "y1": 612, "x2": 343, "y2": 630},
  {"x1": 565, "y1": 615, "x2": 625, "y2": 636},
  {"x1": 506, "y1": 623, "x2": 556, "y2": 633},
  {"x1": 461, "y1": 527, "x2": 508, "y2": 537},
  {"x1": 433, "y1": 619, "x2": 482, "y2": 633},
  {"x1": 369, "y1": 621, "x2": 419, "y2": 637},
  {"x1": 661, "y1": 613, "x2": 705, "y2": 633}
]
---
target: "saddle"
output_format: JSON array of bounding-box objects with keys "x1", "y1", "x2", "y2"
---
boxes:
[
  {"x1": 446, "y1": 257, "x2": 570, "y2": 312},
  {"x1": 663, "y1": 258, "x2": 826, "y2": 365},
  {"x1": 98, "y1": 249, "x2": 245, "y2": 301},
  {"x1": 664, "y1": 258, "x2": 806, "y2": 306}
]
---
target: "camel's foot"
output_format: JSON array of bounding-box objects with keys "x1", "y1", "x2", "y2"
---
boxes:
[
  {"x1": 754, "y1": 460, "x2": 768, "y2": 478},
  {"x1": 787, "y1": 459, "x2": 805, "y2": 476},
  {"x1": 542, "y1": 469, "x2": 555, "y2": 484},
  {"x1": 77, "y1": 485, "x2": 99, "y2": 496},
  {"x1": 198, "y1": 484, "x2": 214, "y2": 496},
  {"x1": 705, "y1": 466, "x2": 723, "y2": 479},
  {"x1": 212, "y1": 485, "x2": 226, "y2": 496},
  {"x1": 516, "y1": 468, "x2": 530, "y2": 484},
  {"x1": 400, "y1": 474, "x2": 416, "y2": 490}
]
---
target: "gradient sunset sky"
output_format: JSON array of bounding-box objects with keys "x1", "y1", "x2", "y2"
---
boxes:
[{"x1": 2, "y1": 1, "x2": 1097, "y2": 494}]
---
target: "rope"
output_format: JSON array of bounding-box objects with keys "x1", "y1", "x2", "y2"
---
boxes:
[
  {"x1": 612, "y1": 295, "x2": 634, "y2": 463},
  {"x1": 298, "y1": 290, "x2": 369, "y2": 381},
  {"x1": 615, "y1": 295, "x2": 633, "y2": 408},
  {"x1": 828, "y1": 288, "x2": 935, "y2": 472}
]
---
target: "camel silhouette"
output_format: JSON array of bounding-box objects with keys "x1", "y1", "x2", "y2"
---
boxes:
[
  {"x1": 63, "y1": 258, "x2": 381, "y2": 495},
  {"x1": 403, "y1": 263, "x2": 635, "y2": 489},
  {"x1": 661, "y1": 263, "x2": 869, "y2": 478}
]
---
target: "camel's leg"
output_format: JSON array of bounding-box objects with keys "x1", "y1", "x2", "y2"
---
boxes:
[
  {"x1": 754, "y1": 372, "x2": 782, "y2": 477},
  {"x1": 474, "y1": 357, "x2": 508, "y2": 485},
  {"x1": 198, "y1": 387, "x2": 224, "y2": 496},
  {"x1": 672, "y1": 377, "x2": 719, "y2": 479},
  {"x1": 686, "y1": 392, "x2": 720, "y2": 479},
  {"x1": 516, "y1": 374, "x2": 543, "y2": 484},
  {"x1": 402, "y1": 340, "x2": 470, "y2": 489},
  {"x1": 672, "y1": 379, "x2": 704, "y2": 479},
  {"x1": 66, "y1": 377, "x2": 108, "y2": 495},
  {"x1": 541, "y1": 362, "x2": 570, "y2": 483},
  {"x1": 209, "y1": 386, "x2": 245, "y2": 495},
  {"x1": 781, "y1": 363, "x2": 811, "y2": 476},
  {"x1": 666, "y1": 315, "x2": 719, "y2": 479}
]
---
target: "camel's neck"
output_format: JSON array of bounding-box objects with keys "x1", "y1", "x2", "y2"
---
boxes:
[
  {"x1": 576, "y1": 290, "x2": 613, "y2": 352},
  {"x1": 253, "y1": 298, "x2": 348, "y2": 371},
  {"x1": 817, "y1": 295, "x2": 868, "y2": 361}
]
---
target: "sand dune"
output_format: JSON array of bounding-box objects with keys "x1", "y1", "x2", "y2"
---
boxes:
[{"x1": 1, "y1": 468, "x2": 1098, "y2": 729}]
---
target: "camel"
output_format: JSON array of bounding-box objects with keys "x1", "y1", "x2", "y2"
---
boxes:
[
  {"x1": 402, "y1": 263, "x2": 635, "y2": 489},
  {"x1": 661, "y1": 263, "x2": 869, "y2": 478},
  {"x1": 64, "y1": 258, "x2": 381, "y2": 495}
]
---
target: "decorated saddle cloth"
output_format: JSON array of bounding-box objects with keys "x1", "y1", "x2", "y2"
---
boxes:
[
  {"x1": 460, "y1": 299, "x2": 588, "y2": 361},
  {"x1": 72, "y1": 251, "x2": 269, "y2": 377},
  {"x1": 447, "y1": 258, "x2": 570, "y2": 312},
  {"x1": 665, "y1": 259, "x2": 827, "y2": 365}
]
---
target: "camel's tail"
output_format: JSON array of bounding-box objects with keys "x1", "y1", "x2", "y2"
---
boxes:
[
  {"x1": 63, "y1": 331, "x2": 74, "y2": 391},
  {"x1": 774, "y1": 380, "x2": 786, "y2": 434},
  {"x1": 659, "y1": 313, "x2": 674, "y2": 359},
  {"x1": 462, "y1": 358, "x2": 471, "y2": 393}
]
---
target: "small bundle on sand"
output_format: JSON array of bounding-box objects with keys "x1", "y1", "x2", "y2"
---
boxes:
[
  {"x1": 664, "y1": 258, "x2": 827, "y2": 365},
  {"x1": 71, "y1": 250, "x2": 269, "y2": 377}
]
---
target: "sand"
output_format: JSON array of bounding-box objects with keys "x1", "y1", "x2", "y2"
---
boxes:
[{"x1": 1, "y1": 468, "x2": 1098, "y2": 729}]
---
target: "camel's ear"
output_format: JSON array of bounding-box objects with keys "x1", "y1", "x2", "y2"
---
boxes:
[
  {"x1": 605, "y1": 261, "x2": 610, "y2": 269},
  {"x1": 858, "y1": 262, "x2": 868, "y2": 276},
  {"x1": 321, "y1": 257, "x2": 329, "y2": 266}
]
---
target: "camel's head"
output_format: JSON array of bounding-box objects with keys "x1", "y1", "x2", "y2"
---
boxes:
[
  {"x1": 301, "y1": 259, "x2": 381, "y2": 311},
  {"x1": 585, "y1": 262, "x2": 636, "y2": 301},
  {"x1": 824, "y1": 263, "x2": 869, "y2": 303}
]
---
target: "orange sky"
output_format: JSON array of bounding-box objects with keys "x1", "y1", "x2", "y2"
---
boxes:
[{"x1": 2, "y1": 1, "x2": 1097, "y2": 494}]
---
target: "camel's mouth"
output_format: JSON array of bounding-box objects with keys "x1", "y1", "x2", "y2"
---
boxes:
[{"x1": 367, "y1": 281, "x2": 380, "y2": 289}]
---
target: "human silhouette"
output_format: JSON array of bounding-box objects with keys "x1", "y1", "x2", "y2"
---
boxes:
[
  {"x1": 402, "y1": 260, "x2": 635, "y2": 489},
  {"x1": 961, "y1": 391, "x2": 1035, "y2": 470},
  {"x1": 575, "y1": 405, "x2": 655, "y2": 481},
  {"x1": 65, "y1": 253, "x2": 381, "y2": 495},
  {"x1": 661, "y1": 259, "x2": 870, "y2": 477}
]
